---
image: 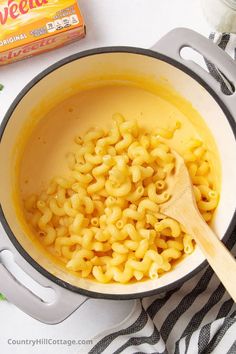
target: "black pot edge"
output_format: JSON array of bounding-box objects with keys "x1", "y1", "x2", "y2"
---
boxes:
[{"x1": 0, "y1": 46, "x2": 236, "y2": 300}]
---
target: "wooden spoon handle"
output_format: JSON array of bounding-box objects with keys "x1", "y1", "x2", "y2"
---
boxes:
[{"x1": 189, "y1": 215, "x2": 236, "y2": 302}]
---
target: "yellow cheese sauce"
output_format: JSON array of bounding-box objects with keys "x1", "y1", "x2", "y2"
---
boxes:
[
  {"x1": 19, "y1": 83, "x2": 220, "y2": 197},
  {"x1": 17, "y1": 82, "x2": 221, "y2": 282}
]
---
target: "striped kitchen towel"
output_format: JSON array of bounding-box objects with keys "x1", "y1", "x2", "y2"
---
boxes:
[
  {"x1": 205, "y1": 32, "x2": 236, "y2": 95},
  {"x1": 88, "y1": 34, "x2": 236, "y2": 354}
]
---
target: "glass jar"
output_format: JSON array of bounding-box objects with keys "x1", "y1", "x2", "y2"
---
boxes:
[{"x1": 202, "y1": 0, "x2": 236, "y2": 32}]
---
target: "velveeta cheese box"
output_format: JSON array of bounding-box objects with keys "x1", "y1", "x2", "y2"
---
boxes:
[{"x1": 0, "y1": 0, "x2": 86, "y2": 65}]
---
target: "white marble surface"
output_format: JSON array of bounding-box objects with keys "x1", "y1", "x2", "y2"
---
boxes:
[{"x1": 0, "y1": 1, "x2": 213, "y2": 353}]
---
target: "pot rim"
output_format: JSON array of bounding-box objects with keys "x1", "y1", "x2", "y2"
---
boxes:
[{"x1": 0, "y1": 46, "x2": 236, "y2": 300}]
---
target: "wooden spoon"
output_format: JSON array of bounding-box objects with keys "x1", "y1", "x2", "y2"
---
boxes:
[{"x1": 160, "y1": 151, "x2": 236, "y2": 302}]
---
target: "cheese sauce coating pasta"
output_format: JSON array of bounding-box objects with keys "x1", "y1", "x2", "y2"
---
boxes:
[{"x1": 24, "y1": 114, "x2": 219, "y2": 283}]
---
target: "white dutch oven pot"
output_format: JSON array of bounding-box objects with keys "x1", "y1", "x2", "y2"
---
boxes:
[{"x1": 0, "y1": 28, "x2": 236, "y2": 324}]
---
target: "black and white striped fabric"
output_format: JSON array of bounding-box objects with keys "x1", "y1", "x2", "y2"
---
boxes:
[
  {"x1": 205, "y1": 33, "x2": 236, "y2": 95},
  {"x1": 87, "y1": 34, "x2": 236, "y2": 354}
]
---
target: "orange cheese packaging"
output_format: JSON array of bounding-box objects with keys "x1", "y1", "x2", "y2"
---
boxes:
[{"x1": 0, "y1": 0, "x2": 86, "y2": 66}]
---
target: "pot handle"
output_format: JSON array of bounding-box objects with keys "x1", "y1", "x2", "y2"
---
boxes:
[
  {"x1": 151, "y1": 28, "x2": 236, "y2": 118},
  {"x1": 0, "y1": 230, "x2": 88, "y2": 324}
]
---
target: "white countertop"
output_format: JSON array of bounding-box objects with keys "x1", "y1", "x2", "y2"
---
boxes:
[{"x1": 0, "y1": 1, "x2": 213, "y2": 353}]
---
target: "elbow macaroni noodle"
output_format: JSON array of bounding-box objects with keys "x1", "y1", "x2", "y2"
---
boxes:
[{"x1": 24, "y1": 114, "x2": 219, "y2": 284}]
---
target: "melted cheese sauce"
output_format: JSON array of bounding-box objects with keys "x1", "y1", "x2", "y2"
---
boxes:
[
  {"x1": 15, "y1": 82, "x2": 221, "y2": 280},
  {"x1": 19, "y1": 83, "x2": 220, "y2": 198}
]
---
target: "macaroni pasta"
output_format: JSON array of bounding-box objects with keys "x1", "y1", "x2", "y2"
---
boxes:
[{"x1": 24, "y1": 114, "x2": 219, "y2": 284}]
